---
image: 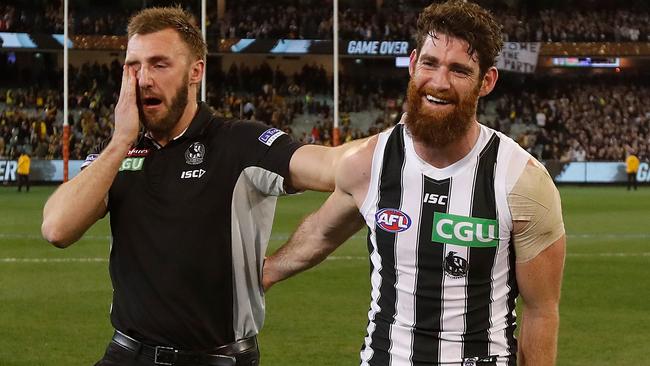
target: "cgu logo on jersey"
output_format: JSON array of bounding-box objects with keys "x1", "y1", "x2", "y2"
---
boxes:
[
  {"x1": 119, "y1": 157, "x2": 144, "y2": 171},
  {"x1": 432, "y1": 212, "x2": 499, "y2": 247},
  {"x1": 376, "y1": 208, "x2": 411, "y2": 233}
]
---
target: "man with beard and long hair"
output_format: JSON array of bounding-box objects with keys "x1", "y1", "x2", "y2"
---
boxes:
[
  {"x1": 42, "y1": 6, "x2": 363, "y2": 366},
  {"x1": 263, "y1": 1, "x2": 566, "y2": 365}
]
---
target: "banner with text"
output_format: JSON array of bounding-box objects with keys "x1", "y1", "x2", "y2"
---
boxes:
[{"x1": 496, "y1": 42, "x2": 541, "y2": 73}]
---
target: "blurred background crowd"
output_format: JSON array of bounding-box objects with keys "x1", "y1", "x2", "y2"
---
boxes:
[
  {"x1": 1, "y1": 0, "x2": 649, "y2": 163},
  {"x1": 2, "y1": 0, "x2": 648, "y2": 41}
]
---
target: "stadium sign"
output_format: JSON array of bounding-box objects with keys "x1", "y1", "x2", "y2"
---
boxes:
[
  {"x1": 543, "y1": 161, "x2": 650, "y2": 183},
  {"x1": 222, "y1": 38, "x2": 414, "y2": 56},
  {"x1": 0, "y1": 160, "x2": 647, "y2": 184},
  {"x1": 0, "y1": 160, "x2": 83, "y2": 183},
  {"x1": 346, "y1": 41, "x2": 410, "y2": 56},
  {"x1": 0, "y1": 160, "x2": 17, "y2": 182},
  {"x1": 637, "y1": 163, "x2": 650, "y2": 182}
]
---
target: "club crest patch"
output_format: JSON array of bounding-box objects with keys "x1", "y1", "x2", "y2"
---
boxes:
[
  {"x1": 185, "y1": 142, "x2": 205, "y2": 165},
  {"x1": 81, "y1": 154, "x2": 99, "y2": 169},
  {"x1": 258, "y1": 128, "x2": 285, "y2": 146},
  {"x1": 444, "y1": 251, "x2": 468, "y2": 278}
]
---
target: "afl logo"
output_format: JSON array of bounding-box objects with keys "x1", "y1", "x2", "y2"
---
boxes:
[
  {"x1": 376, "y1": 208, "x2": 411, "y2": 233},
  {"x1": 185, "y1": 142, "x2": 205, "y2": 165}
]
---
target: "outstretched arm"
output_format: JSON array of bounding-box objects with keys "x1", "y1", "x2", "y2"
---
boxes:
[
  {"x1": 41, "y1": 65, "x2": 141, "y2": 248},
  {"x1": 262, "y1": 185, "x2": 365, "y2": 291},
  {"x1": 264, "y1": 136, "x2": 376, "y2": 289}
]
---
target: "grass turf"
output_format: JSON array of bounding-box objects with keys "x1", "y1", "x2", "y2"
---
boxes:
[{"x1": 0, "y1": 185, "x2": 648, "y2": 365}]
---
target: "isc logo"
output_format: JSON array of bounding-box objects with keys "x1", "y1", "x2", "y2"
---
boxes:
[
  {"x1": 423, "y1": 193, "x2": 448, "y2": 205},
  {"x1": 376, "y1": 208, "x2": 411, "y2": 233},
  {"x1": 181, "y1": 169, "x2": 206, "y2": 179}
]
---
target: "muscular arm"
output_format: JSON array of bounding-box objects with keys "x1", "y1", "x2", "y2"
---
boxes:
[
  {"x1": 41, "y1": 65, "x2": 140, "y2": 248},
  {"x1": 516, "y1": 234, "x2": 565, "y2": 366},
  {"x1": 262, "y1": 185, "x2": 365, "y2": 290},
  {"x1": 288, "y1": 137, "x2": 368, "y2": 192},
  {"x1": 511, "y1": 160, "x2": 566, "y2": 365}
]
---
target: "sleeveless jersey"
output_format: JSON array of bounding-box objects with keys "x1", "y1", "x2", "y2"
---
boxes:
[{"x1": 358, "y1": 123, "x2": 531, "y2": 366}]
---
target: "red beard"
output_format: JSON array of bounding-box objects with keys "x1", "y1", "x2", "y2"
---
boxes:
[{"x1": 405, "y1": 79, "x2": 479, "y2": 147}]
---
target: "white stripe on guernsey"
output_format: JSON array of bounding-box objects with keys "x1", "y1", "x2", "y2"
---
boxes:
[
  {"x1": 491, "y1": 135, "x2": 526, "y2": 358},
  {"x1": 389, "y1": 156, "x2": 421, "y2": 364},
  {"x1": 439, "y1": 166, "x2": 475, "y2": 362},
  {"x1": 2, "y1": 252, "x2": 647, "y2": 264},
  {"x1": 488, "y1": 237, "x2": 514, "y2": 357}
]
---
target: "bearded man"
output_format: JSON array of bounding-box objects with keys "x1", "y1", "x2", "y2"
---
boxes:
[
  {"x1": 262, "y1": 1, "x2": 566, "y2": 365},
  {"x1": 42, "y1": 6, "x2": 361, "y2": 366}
]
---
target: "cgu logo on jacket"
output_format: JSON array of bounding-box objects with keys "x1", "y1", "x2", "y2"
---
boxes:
[
  {"x1": 119, "y1": 157, "x2": 144, "y2": 171},
  {"x1": 376, "y1": 208, "x2": 411, "y2": 233},
  {"x1": 432, "y1": 212, "x2": 499, "y2": 247}
]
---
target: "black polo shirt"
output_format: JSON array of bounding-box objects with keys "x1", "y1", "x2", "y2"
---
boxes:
[{"x1": 85, "y1": 103, "x2": 302, "y2": 349}]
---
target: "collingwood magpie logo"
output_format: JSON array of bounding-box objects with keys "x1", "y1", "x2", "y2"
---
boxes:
[
  {"x1": 462, "y1": 358, "x2": 477, "y2": 366},
  {"x1": 185, "y1": 142, "x2": 205, "y2": 165},
  {"x1": 444, "y1": 251, "x2": 468, "y2": 278}
]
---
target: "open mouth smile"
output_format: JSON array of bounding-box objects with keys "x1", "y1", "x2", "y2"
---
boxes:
[{"x1": 425, "y1": 94, "x2": 452, "y2": 105}]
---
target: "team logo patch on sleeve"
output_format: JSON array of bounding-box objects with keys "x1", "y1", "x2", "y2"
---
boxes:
[
  {"x1": 81, "y1": 154, "x2": 99, "y2": 169},
  {"x1": 258, "y1": 128, "x2": 285, "y2": 146},
  {"x1": 376, "y1": 208, "x2": 411, "y2": 233}
]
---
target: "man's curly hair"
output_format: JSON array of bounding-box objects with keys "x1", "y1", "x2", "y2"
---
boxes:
[{"x1": 415, "y1": 0, "x2": 503, "y2": 76}]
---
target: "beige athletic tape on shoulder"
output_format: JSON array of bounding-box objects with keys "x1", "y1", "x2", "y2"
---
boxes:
[{"x1": 507, "y1": 160, "x2": 565, "y2": 263}]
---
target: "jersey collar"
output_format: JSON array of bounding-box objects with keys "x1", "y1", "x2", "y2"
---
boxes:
[{"x1": 143, "y1": 102, "x2": 215, "y2": 148}]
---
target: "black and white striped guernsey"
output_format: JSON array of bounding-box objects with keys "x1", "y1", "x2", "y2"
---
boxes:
[{"x1": 358, "y1": 122, "x2": 532, "y2": 365}]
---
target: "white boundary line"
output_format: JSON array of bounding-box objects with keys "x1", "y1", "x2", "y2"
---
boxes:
[{"x1": 1, "y1": 252, "x2": 649, "y2": 263}]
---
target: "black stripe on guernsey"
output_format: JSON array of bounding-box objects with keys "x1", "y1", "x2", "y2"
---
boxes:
[
  {"x1": 369, "y1": 125, "x2": 406, "y2": 366},
  {"x1": 361, "y1": 228, "x2": 375, "y2": 356},
  {"x1": 412, "y1": 176, "x2": 452, "y2": 365},
  {"x1": 505, "y1": 232, "x2": 518, "y2": 366},
  {"x1": 463, "y1": 133, "x2": 501, "y2": 359}
]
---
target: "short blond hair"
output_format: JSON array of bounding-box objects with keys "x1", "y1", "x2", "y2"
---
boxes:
[{"x1": 127, "y1": 6, "x2": 207, "y2": 61}]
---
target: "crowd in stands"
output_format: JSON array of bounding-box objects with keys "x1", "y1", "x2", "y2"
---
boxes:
[
  {"x1": 210, "y1": 2, "x2": 650, "y2": 42},
  {"x1": 500, "y1": 9, "x2": 650, "y2": 42},
  {"x1": 487, "y1": 75, "x2": 650, "y2": 162},
  {"x1": 2, "y1": 1, "x2": 649, "y2": 42},
  {"x1": 0, "y1": 59, "x2": 121, "y2": 161},
  {"x1": 1, "y1": 58, "x2": 649, "y2": 163}
]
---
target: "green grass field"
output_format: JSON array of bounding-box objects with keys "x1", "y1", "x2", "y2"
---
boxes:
[{"x1": 1, "y1": 185, "x2": 649, "y2": 365}]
